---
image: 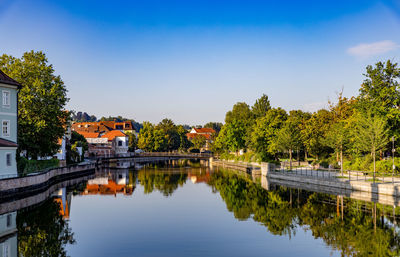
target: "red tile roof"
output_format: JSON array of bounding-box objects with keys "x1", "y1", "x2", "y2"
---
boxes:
[
  {"x1": 0, "y1": 70, "x2": 22, "y2": 88},
  {"x1": 187, "y1": 133, "x2": 212, "y2": 140},
  {"x1": 77, "y1": 131, "x2": 100, "y2": 138},
  {"x1": 192, "y1": 128, "x2": 216, "y2": 134},
  {"x1": 101, "y1": 130, "x2": 127, "y2": 141}
]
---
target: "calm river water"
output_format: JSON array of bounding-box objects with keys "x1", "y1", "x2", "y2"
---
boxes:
[{"x1": 2, "y1": 163, "x2": 400, "y2": 256}]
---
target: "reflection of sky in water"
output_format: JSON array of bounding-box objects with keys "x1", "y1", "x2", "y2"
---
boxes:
[{"x1": 66, "y1": 180, "x2": 338, "y2": 257}]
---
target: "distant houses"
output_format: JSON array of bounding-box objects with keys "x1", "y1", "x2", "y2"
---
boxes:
[
  {"x1": 186, "y1": 127, "x2": 216, "y2": 150},
  {"x1": 0, "y1": 70, "x2": 21, "y2": 177},
  {"x1": 72, "y1": 121, "x2": 132, "y2": 157}
]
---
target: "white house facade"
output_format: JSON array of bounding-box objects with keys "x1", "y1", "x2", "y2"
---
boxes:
[{"x1": 0, "y1": 70, "x2": 20, "y2": 178}]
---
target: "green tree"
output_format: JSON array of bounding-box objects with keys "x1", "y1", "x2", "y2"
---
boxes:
[
  {"x1": 250, "y1": 108, "x2": 287, "y2": 161},
  {"x1": 215, "y1": 119, "x2": 247, "y2": 154},
  {"x1": 138, "y1": 122, "x2": 155, "y2": 151},
  {"x1": 153, "y1": 127, "x2": 167, "y2": 151},
  {"x1": 192, "y1": 135, "x2": 207, "y2": 149},
  {"x1": 354, "y1": 110, "x2": 389, "y2": 181},
  {"x1": 252, "y1": 94, "x2": 271, "y2": 118},
  {"x1": 275, "y1": 117, "x2": 302, "y2": 169},
  {"x1": 157, "y1": 118, "x2": 180, "y2": 151},
  {"x1": 0, "y1": 51, "x2": 69, "y2": 159},
  {"x1": 177, "y1": 125, "x2": 192, "y2": 151},
  {"x1": 301, "y1": 109, "x2": 333, "y2": 160},
  {"x1": 225, "y1": 102, "x2": 254, "y2": 125},
  {"x1": 359, "y1": 60, "x2": 400, "y2": 149},
  {"x1": 126, "y1": 131, "x2": 138, "y2": 152},
  {"x1": 204, "y1": 122, "x2": 223, "y2": 135}
]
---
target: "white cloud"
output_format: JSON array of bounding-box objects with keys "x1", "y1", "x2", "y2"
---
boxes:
[{"x1": 347, "y1": 40, "x2": 399, "y2": 58}]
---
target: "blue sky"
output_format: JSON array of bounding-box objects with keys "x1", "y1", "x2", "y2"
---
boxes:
[{"x1": 0, "y1": 0, "x2": 399, "y2": 125}]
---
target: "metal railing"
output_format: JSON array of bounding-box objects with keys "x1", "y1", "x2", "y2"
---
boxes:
[{"x1": 274, "y1": 165, "x2": 400, "y2": 184}]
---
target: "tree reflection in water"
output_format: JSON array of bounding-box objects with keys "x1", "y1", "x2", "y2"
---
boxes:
[
  {"x1": 17, "y1": 199, "x2": 75, "y2": 257},
  {"x1": 13, "y1": 168, "x2": 400, "y2": 256},
  {"x1": 208, "y1": 168, "x2": 400, "y2": 257},
  {"x1": 137, "y1": 169, "x2": 188, "y2": 196}
]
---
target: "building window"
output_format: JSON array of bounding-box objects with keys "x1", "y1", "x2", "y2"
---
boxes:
[
  {"x1": 2, "y1": 120, "x2": 10, "y2": 137},
  {"x1": 3, "y1": 243, "x2": 9, "y2": 257},
  {"x1": 2, "y1": 91, "x2": 10, "y2": 107},
  {"x1": 6, "y1": 214, "x2": 11, "y2": 227},
  {"x1": 118, "y1": 141, "x2": 122, "y2": 146},
  {"x1": 6, "y1": 153, "x2": 11, "y2": 166}
]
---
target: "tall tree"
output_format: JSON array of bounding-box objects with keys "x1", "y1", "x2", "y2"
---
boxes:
[
  {"x1": 354, "y1": 110, "x2": 389, "y2": 181},
  {"x1": 301, "y1": 109, "x2": 333, "y2": 160},
  {"x1": 138, "y1": 122, "x2": 155, "y2": 152},
  {"x1": 359, "y1": 60, "x2": 400, "y2": 138},
  {"x1": 250, "y1": 108, "x2": 288, "y2": 161},
  {"x1": 157, "y1": 118, "x2": 180, "y2": 151},
  {"x1": 225, "y1": 102, "x2": 254, "y2": 125},
  {"x1": 252, "y1": 94, "x2": 271, "y2": 118},
  {"x1": 0, "y1": 51, "x2": 69, "y2": 159},
  {"x1": 204, "y1": 122, "x2": 223, "y2": 135},
  {"x1": 215, "y1": 119, "x2": 247, "y2": 154},
  {"x1": 275, "y1": 116, "x2": 302, "y2": 169}
]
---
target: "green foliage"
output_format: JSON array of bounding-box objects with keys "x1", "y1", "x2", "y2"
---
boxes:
[
  {"x1": 301, "y1": 109, "x2": 333, "y2": 159},
  {"x1": 252, "y1": 94, "x2": 271, "y2": 118},
  {"x1": 0, "y1": 51, "x2": 69, "y2": 159},
  {"x1": 204, "y1": 122, "x2": 223, "y2": 134},
  {"x1": 191, "y1": 134, "x2": 207, "y2": 149},
  {"x1": 126, "y1": 131, "x2": 138, "y2": 152},
  {"x1": 354, "y1": 110, "x2": 389, "y2": 158},
  {"x1": 17, "y1": 157, "x2": 59, "y2": 176},
  {"x1": 215, "y1": 119, "x2": 247, "y2": 153},
  {"x1": 137, "y1": 170, "x2": 187, "y2": 196},
  {"x1": 137, "y1": 120, "x2": 192, "y2": 152},
  {"x1": 250, "y1": 108, "x2": 287, "y2": 161},
  {"x1": 225, "y1": 102, "x2": 254, "y2": 125}
]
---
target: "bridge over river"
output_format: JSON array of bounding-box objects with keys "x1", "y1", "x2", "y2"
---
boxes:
[{"x1": 97, "y1": 152, "x2": 213, "y2": 169}]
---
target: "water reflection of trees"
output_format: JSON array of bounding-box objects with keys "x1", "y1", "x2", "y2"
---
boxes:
[
  {"x1": 137, "y1": 170, "x2": 187, "y2": 196},
  {"x1": 17, "y1": 199, "x2": 75, "y2": 257},
  {"x1": 208, "y1": 169, "x2": 400, "y2": 256}
]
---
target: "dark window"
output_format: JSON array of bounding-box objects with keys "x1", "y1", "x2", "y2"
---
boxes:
[
  {"x1": 6, "y1": 153, "x2": 11, "y2": 166},
  {"x1": 118, "y1": 141, "x2": 122, "y2": 146},
  {"x1": 6, "y1": 214, "x2": 11, "y2": 227}
]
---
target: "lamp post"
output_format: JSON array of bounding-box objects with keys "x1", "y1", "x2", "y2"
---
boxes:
[{"x1": 392, "y1": 136, "x2": 395, "y2": 183}]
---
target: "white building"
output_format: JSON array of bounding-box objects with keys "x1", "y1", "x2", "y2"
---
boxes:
[{"x1": 0, "y1": 70, "x2": 20, "y2": 178}]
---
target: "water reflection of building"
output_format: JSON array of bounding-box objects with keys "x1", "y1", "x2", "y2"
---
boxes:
[
  {"x1": 53, "y1": 188, "x2": 72, "y2": 219},
  {"x1": 0, "y1": 212, "x2": 17, "y2": 257},
  {"x1": 82, "y1": 169, "x2": 135, "y2": 196},
  {"x1": 188, "y1": 171, "x2": 210, "y2": 184}
]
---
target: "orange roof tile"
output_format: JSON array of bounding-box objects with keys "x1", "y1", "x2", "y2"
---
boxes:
[
  {"x1": 101, "y1": 130, "x2": 127, "y2": 141},
  {"x1": 187, "y1": 133, "x2": 212, "y2": 140},
  {"x1": 77, "y1": 131, "x2": 100, "y2": 138},
  {"x1": 193, "y1": 128, "x2": 216, "y2": 134}
]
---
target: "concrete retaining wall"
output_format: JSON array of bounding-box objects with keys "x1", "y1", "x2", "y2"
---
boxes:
[
  {"x1": 212, "y1": 159, "x2": 260, "y2": 174},
  {"x1": 0, "y1": 163, "x2": 95, "y2": 193},
  {"x1": 268, "y1": 171, "x2": 400, "y2": 197}
]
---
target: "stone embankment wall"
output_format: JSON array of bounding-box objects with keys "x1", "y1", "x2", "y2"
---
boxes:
[
  {"x1": 211, "y1": 159, "x2": 260, "y2": 174},
  {"x1": 0, "y1": 163, "x2": 95, "y2": 198}
]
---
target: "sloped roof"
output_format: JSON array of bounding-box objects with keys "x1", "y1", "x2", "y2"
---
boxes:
[
  {"x1": 0, "y1": 138, "x2": 18, "y2": 147},
  {"x1": 77, "y1": 131, "x2": 100, "y2": 138},
  {"x1": 101, "y1": 130, "x2": 127, "y2": 141},
  {"x1": 187, "y1": 133, "x2": 212, "y2": 140},
  {"x1": 0, "y1": 70, "x2": 22, "y2": 88},
  {"x1": 192, "y1": 128, "x2": 216, "y2": 134}
]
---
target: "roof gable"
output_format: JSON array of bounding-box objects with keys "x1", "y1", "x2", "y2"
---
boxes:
[
  {"x1": 101, "y1": 130, "x2": 127, "y2": 141},
  {"x1": 0, "y1": 70, "x2": 22, "y2": 88}
]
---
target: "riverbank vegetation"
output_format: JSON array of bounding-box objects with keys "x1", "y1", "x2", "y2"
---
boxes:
[{"x1": 213, "y1": 60, "x2": 400, "y2": 174}]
